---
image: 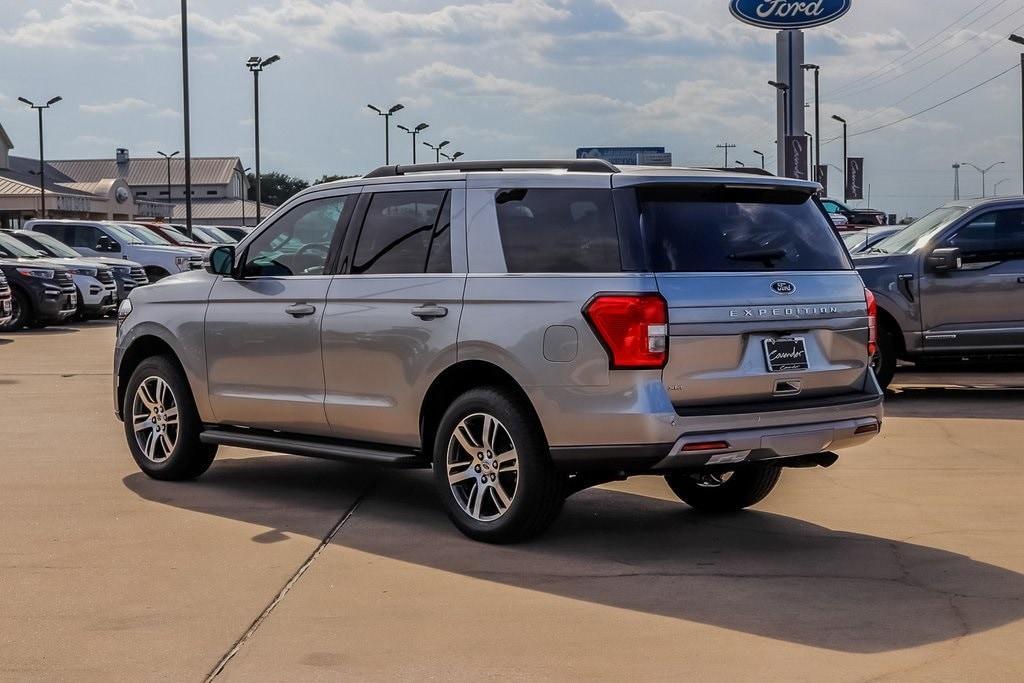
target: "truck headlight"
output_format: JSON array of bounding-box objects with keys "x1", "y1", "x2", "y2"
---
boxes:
[
  {"x1": 15, "y1": 268, "x2": 55, "y2": 279},
  {"x1": 67, "y1": 267, "x2": 98, "y2": 277}
]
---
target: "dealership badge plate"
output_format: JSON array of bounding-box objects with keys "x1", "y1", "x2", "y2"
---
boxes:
[{"x1": 764, "y1": 337, "x2": 809, "y2": 373}]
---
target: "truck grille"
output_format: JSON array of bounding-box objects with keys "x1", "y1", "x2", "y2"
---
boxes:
[
  {"x1": 130, "y1": 266, "x2": 149, "y2": 285},
  {"x1": 0, "y1": 273, "x2": 9, "y2": 295},
  {"x1": 55, "y1": 271, "x2": 75, "y2": 292},
  {"x1": 96, "y1": 268, "x2": 115, "y2": 285}
]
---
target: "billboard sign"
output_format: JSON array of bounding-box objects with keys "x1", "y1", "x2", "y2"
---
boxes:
[
  {"x1": 846, "y1": 157, "x2": 864, "y2": 200},
  {"x1": 815, "y1": 165, "x2": 828, "y2": 195},
  {"x1": 730, "y1": 0, "x2": 852, "y2": 30}
]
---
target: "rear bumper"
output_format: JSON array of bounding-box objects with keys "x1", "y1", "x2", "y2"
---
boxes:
[{"x1": 545, "y1": 381, "x2": 883, "y2": 473}]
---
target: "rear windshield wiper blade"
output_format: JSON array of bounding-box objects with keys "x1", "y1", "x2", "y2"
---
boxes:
[{"x1": 728, "y1": 248, "x2": 787, "y2": 265}]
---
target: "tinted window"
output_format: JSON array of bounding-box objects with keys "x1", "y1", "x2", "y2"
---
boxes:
[
  {"x1": 70, "y1": 225, "x2": 102, "y2": 249},
  {"x1": 874, "y1": 207, "x2": 967, "y2": 255},
  {"x1": 822, "y1": 200, "x2": 842, "y2": 213},
  {"x1": 639, "y1": 186, "x2": 851, "y2": 272},
  {"x1": 243, "y1": 196, "x2": 348, "y2": 277},
  {"x1": 946, "y1": 209, "x2": 1024, "y2": 260},
  {"x1": 494, "y1": 188, "x2": 619, "y2": 273},
  {"x1": 353, "y1": 190, "x2": 450, "y2": 274},
  {"x1": 32, "y1": 224, "x2": 70, "y2": 244}
]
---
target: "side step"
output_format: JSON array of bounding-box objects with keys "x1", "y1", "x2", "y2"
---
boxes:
[{"x1": 199, "y1": 427, "x2": 426, "y2": 468}]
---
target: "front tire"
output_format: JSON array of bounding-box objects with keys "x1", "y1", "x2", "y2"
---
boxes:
[
  {"x1": 432, "y1": 388, "x2": 565, "y2": 543},
  {"x1": 123, "y1": 355, "x2": 216, "y2": 480},
  {"x1": 665, "y1": 464, "x2": 781, "y2": 513},
  {"x1": 1, "y1": 289, "x2": 32, "y2": 332}
]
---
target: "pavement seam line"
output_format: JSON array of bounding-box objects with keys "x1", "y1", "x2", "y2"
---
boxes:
[{"x1": 204, "y1": 482, "x2": 374, "y2": 681}]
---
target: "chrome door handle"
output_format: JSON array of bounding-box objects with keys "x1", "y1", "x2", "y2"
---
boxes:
[
  {"x1": 411, "y1": 304, "x2": 448, "y2": 320},
  {"x1": 286, "y1": 303, "x2": 317, "y2": 318}
]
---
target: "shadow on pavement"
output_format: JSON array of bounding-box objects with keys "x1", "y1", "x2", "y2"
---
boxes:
[
  {"x1": 8, "y1": 326, "x2": 80, "y2": 336},
  {"x1": 885, "y1": 387, "x2": 1024, "y2": 420},
  {"x1": 124, "y1": 455, "x2": 1024, "y2": 654}
]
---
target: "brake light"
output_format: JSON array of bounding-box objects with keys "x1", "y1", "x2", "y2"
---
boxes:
[
  {"x1": 584, "y1": 293, "x2": 668, "y2": 369},
  {"x1": 865, "y1": 288, "x2": 878, "y2": 357}
]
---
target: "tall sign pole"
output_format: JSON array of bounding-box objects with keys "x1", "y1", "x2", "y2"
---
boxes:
[{"x1": 775, "y1": 30, "x2": 805, "y2": 177}]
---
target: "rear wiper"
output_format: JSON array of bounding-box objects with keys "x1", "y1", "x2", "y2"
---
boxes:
[{"x1": 728, "y1": 248, "x2": 787, "y2": 266}]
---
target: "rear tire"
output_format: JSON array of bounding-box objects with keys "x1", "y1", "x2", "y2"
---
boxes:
[
  {"x1": 123, "y1": 355, "x2": 216, "y2": 481},
  {"x1": 872, "y1": 323, "x2": 898, "y2": 390},
  {"x1": 432, "y1": 387, "x2": 566, "y2": 543},
  {"x1": 0, "y1": 289, "x2": 30, "y2": 332},
  {"x1": 665, "y1": 464, "x2": 781, "y2": 512}
]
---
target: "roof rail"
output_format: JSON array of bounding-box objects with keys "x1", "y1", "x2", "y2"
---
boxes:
[{"x1": 363, "y1": 159, "x2": 620, "y2": 178}]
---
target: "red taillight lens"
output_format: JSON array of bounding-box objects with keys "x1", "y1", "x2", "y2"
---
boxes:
[
  {"x1": 584, "y1": 293, "x2": 668, "y2": 369},
  {"x1": 865, "y1": 288, "x2": 878, "y2": 357}
]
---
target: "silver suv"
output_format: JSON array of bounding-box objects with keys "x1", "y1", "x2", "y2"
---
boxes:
[{"x1": 114, "y1": 160, "x2": 883, "y2": 542}]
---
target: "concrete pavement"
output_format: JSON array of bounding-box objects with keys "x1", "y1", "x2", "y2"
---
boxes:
[{"x1": 2, "y1": 322, "x2": 1024, "y2": 680}]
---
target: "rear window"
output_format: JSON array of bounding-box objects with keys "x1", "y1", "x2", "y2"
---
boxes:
[
  {"x1": 495, "y1": 188, "x2": 620, "y2": 273},
  {"x1": 638, "y1": 186, "x2": 851, "y2": 272}
]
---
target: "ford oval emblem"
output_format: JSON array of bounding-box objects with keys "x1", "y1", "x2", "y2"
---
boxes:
[
  {"x1": 730, "y1": 0, "x2": 852, "y2": 30},
  {"x1": 771, "y1": 280, "x2": 796, "y2": 295}
]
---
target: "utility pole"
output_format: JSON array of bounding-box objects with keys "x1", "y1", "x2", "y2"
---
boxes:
[
  {"x1": 953, "y1": 163, "x2": 961, "y2": 200},
  {"x1": 17, "y1": 96, "x2": 62, "y2": 219},
  {"x1": 716, "y1": 143, "x2": 737, "y2": 167}
]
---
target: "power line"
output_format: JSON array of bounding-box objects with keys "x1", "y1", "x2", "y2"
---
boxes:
[
  {"x1": 822, "y1": 62, "x2": 1021, "y2": 145},
  {"x1": 836, "y1": 1, "x2": 1023, "y2": 100},
  {"x1": 829, "y1": 0, "x2": 999, "y2": 95}
]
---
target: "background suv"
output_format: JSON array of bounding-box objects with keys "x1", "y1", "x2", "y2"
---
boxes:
[
  {"x1": 115, "y1": 160, "x2": 882, "y2": 542},
  {"x1": 23, "y1": 220, "x2": 202, "y2": 282},
  {"x1": 856, "y1": 196, "x2": 1024, "y2": 387},
  {"x1": 0, "y1": 249, "x2": 76, "y2": 332}
]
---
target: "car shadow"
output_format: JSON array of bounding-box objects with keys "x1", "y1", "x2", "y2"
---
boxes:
[
  {"x1": 884, "y1": 387, "x2": 1024, "y2": 420},
  {"x1": 124, "y1": 456, "x2": 1024, "y2": 654},
  {"x1": 9, "y1": 326, "x2": 80, "y2": 336}
]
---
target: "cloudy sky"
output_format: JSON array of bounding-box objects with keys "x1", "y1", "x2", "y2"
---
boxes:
[{"x1": 1, "y1": 0, "x2": 1022, "y2": 216}]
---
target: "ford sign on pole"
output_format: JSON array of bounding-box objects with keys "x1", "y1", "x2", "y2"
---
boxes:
[{"x1": 730, "y1": 0, "x2": 852, "y2": 30}]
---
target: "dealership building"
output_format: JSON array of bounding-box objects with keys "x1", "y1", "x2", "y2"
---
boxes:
[{"x1": 0, "y1": 123, "x2": 274, "y2": 229}]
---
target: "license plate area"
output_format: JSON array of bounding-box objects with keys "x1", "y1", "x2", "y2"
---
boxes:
[{"x1": 763, "y1": 337, "x2": 808, "y2": 373}]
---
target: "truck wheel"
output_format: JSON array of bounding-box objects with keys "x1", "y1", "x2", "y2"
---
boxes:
[
  {"x1": 432, "y1": 387, "x2": 566, "y2": 543},
  {"x1": 123, "y1": 355, "x2": 216, "y2": 481},
  {"x1": 664, "y1": 464, "x2": 781, "y2": 512},
  {"x1": 871, "y1": 324, "x2": 897, "y2": 390},
  {"x1": 1, "y1": 290, "x2": 31, "y2": 332}
]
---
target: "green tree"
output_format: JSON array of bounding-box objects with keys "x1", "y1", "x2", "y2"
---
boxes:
[
  {"x1": 314, "y1": 174, "x2": 358, "y2": 184},
  {"x1": 245, "y1": 172, "x2": 309, "y2": 206}
]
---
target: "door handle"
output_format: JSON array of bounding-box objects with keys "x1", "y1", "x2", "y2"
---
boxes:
[
  {"x1": 285, "y1": 303, "x2": 317, "y2": 318},
  {"x1": 411, "y1": 304, "x2": 448, "y2": 320}
]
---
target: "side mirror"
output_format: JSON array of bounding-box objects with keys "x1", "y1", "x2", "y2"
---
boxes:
[
  {"x1": 204, "y1": 245, "x2": 235, "y2": 276},
  {"x1": 96, "y1": 235, "x2": 119, "y2": 253},
  {"x1": 926, "y1": 247, "x2": 962, "y2": 273}
]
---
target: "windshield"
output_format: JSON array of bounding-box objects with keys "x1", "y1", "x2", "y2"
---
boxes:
[
  {"x1": 0, "y1": 231, "x2": 43, "y2": 258},
  {"x1": 188, "y1": 227, "x2": 218, "y2": 244},
  {"x1": 162, "y1": 226, "x2": 199, "y2": 243},
  {"x1": 200, "y1": 226, "x2": 235, "y2": 242},
  {"x1": 842, "y1": 232, "x2": 869, "y2": 250},
  {"x1": 121, "y1": 225, "x2": 172, "y2": 246},
  {"x1": 15, "y1": 231, "x2": 80, "y2": 258},
  {"x1": 639, "y1": 186, "x2": 852, "y2": 272},
  {"x1": 872, "y1": 207, "x2": 967, "y2": 254},
  {"x1": 103, "y1": 223, "x2": 144, "y2": 244}
]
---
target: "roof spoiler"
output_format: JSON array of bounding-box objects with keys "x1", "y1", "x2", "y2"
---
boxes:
[
  {"x1": 699, "y1": 167, "x2": 777, "y2": 177},
  {"x1": 363, "y1": 159, "x2": 620, "y2": 178}
]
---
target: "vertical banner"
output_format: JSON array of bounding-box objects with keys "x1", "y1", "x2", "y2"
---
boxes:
[
  {"x1": 815, "y1": 165, "x2": 828, "y2": 195},
  {"x1": 846, "y1": 157, "x2": 864, "y2": 200},
  {"x1": 784, "y1": 135, "x2": 808, "y2": 180}
]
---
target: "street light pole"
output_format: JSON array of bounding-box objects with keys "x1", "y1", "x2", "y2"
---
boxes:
[
  {"x1": 247, "y1": 55, "x2": 280, "y2": 226},
  {"x1": 157, "y1": 150, "x2": 179, "y2": 221},
  {"x1": 768, "y1": 81, "x2": 790, "y2": 143},
  {"x1": 753, "y1": 149, "x2": 765, "y2": 170},
  {"x1": 423, "y1": 140, "x2": 450, "y2": 163},
  {"x1": 367, "y1": 103, "x2": 405, "y2": 164},
  {"x1": 1010, "y1": 35, "x2": 1024, "y2": 194},
  {"x1": 17, "y1": 96, "x2": 62, "y2": 219},
  {"x1": 236, "y1": 166, "x2": 251, "y2": 226},
  {"x1": 179, "y1": 0, "x2": 194, "y2": 238},
  {"x1": 953, "y1": 163, "x2": 961, "y2": 200},
  {"x1": 802, "y1": 64, "x2": 821, "y2": 178},
  {"x1": 994, "y1": 178, "x2": 1012, "y2": 195},
  {"x1": 963, "y1": 161, "x2": 1005, "y2": 197},
  {"x1": 397, "y1": 122, "x2": 429, "y2": 164},
  {"x1": 832, "y1": 115, "x2": 848, "y2": 201},
  {"x1": 805, "y1": 130, "x2": 814, "y2": 179}
]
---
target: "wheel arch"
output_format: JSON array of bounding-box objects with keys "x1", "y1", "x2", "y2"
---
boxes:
[
  {"x1": 419, "y1": 360, "x2": 542, "y2": 460},
  {"x1": 116, "y1": 333, "x2": 190, "y2": 420},
  {"x1": 875, "y1": 304, "x2": 907, "y2": 358}
]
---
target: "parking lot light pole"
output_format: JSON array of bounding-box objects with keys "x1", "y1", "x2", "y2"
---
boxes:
[
  {"x1": 247, "y1": 55, "x2": 280, "y2": 225},
  {"x1": 397, "y1": 122, "x2": 428, "y2": 163},
  {"x1": 802, "y1": 64, "x2": 821, "y2": 176},
  {"x1": 157, "y1": 150, "x2": 179, "y2": 220},
  {"x1": 953, "y1": 163, "x2": 961, "y2": 200},
  {"x1": 832, "y1": 115, "x2": 848, "y2": 201},
  {"x1": 1010, "y1": 34, "x2": 1024, "y2": 193},
  {"x1": 236, "y1": 166, "x2": 251, "y2": 226},
  {"x1": 17, "y1": 96, "x2": 62, "y2": 219},
  {"x1": 367, "y1": 103, "x2": 404, "y2": 164},
  {"x1": 753, "y1": 149, "x2": 765, "y2": 169},
  {"x1": 423, "y1": 140, "x2": 450, "y2": 163},
  {"x1": 768, "y1": 81, "x2": 790, "y2": 141},
  {"x1": 994, "y1": 178, "x2": 1012, "y2": 195},
  {"x1": 963, "y1": 161, "x2": 1005, "y2": 197}
]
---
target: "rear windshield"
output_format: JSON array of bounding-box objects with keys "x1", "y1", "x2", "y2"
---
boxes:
[{"x1": 638, "y1": 186, "x2": 852, "y2": 272}]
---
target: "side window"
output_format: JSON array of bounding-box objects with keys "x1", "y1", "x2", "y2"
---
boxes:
[
  {"x1": 494, "y1": 188, "x2": 620, "y2": 273},
  {"x1": 33, "y1": 224, "x2": 68, "y2": 243},
  {"x1": 243, "y1": 196, "x2": 348, "y2": 277},
  {"x1": 822, "y1": 201, "x2": 841, "y2": 214},
  {"x1": 72, "y1": 225, "x2": 101, "y2": 249},
  {"x1": 352, "y1": 190, "x2": 450, "y2": 274},
  {"x1": 948, "y1": 209, "x2": 1024, "y2": 261}
]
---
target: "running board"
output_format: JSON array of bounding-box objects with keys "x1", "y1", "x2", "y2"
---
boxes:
[{"x1": 199, "y1": 428, "x2": 425, "y2": 468}]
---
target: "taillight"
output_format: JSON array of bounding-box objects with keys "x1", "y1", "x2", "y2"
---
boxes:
[
  {"x1": 865, "y1": 288, "x2": 878, "y2": 357},
  {"x1": 584, "y1": 293, "x2": 668, "y2": 369}
]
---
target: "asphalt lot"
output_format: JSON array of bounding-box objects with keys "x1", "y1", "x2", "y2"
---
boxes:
[{"x1": 3, "y1": 322, "x2": 1024, "y2": 680}]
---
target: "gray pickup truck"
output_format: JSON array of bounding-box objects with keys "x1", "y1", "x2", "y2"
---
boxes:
[{"x1": 855, "y1": 197, "x2": 1024, "y2": 388}]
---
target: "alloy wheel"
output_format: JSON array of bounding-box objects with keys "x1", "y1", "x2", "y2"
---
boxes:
[
  {"x1": 446, "y1": 412, "x2": 519, "y2": 522},
  {"x1": 132, "y1": 376, "x2": 179, "y2": 463}
]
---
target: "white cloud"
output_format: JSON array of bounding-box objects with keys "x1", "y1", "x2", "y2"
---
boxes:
[{"x1": 80, "y1": 97, "x2": 179, "y2": 119}]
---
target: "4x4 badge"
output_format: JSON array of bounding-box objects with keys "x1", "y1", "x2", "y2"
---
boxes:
[{"x1": 771, "y1": 281, "x2": 796, "y2": 295}]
